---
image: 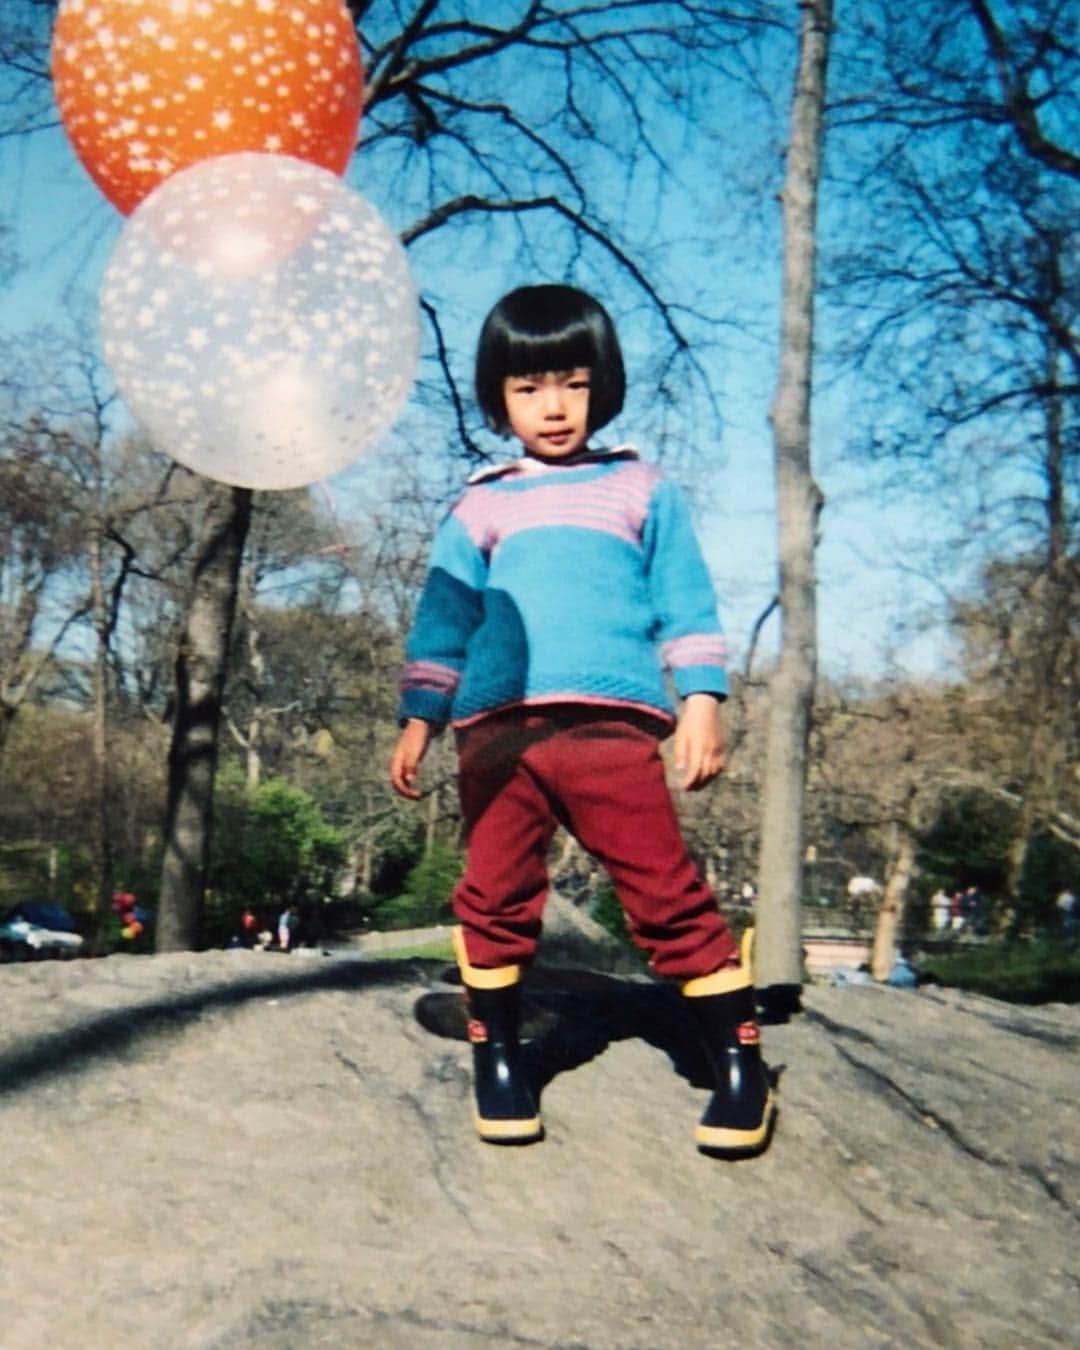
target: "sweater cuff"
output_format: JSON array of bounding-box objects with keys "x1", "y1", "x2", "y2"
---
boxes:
[
  {"x1": 673, "y1": 666, "x2": 729, "y2": 701},
  {"x1": 399, "y1": 687, "x2": 452, "y2": 728}
]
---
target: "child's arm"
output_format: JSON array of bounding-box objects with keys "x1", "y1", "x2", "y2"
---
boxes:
[
  {"x1": 398, "y1": 513, "x2": 486, "y2": 726},
  {"x1": 674, "y1": 692, "x2": 727, "y2": 791},
  {"x1": 390, "y1": 718, "x2": 433, "y2": 800},
  {"x1": 392, "y1": 505, "x2": 486, "y2": 800},
  {"x1": 643, "y1": 478, "x2": 729, "y2": 791},
  {"x1": 644, "y1": 479, "x2": 729, "y2": 707}
]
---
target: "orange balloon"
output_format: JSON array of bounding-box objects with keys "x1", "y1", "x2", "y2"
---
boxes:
[{"x1": 51, "y1": 0, "x2": 363, "y2": 215}]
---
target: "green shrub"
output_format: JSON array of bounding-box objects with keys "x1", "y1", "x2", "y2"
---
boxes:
[
  {"x1": 373, "y1": 841, "x2": 463, "y2": 931},
  {"x1": 368, "y1": 810, "x2": 425, "y2": 898},
  {"x1": 918, "y1": 939, "x2": 1080, "y2": 1004},
  {"x1": 206, "y1": 770, "x2": 346, "y2": 943},
  {"x1": 915, "y1": 788, "x2": 1015, "y2": 909},
  {"x1": 1017, "y1": 832, "x2": 1079, "y2": 932}
]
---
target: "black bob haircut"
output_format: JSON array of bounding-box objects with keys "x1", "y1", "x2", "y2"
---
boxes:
[{"x1": 475, "y1": 285, "x2": 626, "y2": 436}]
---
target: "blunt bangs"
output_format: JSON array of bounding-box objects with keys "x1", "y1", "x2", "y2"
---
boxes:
[{"x1": 476, "y1": 285, "x2": 625, "y2": 435}]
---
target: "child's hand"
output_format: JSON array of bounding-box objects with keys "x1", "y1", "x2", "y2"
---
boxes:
[
  {"x1": 673, "y1": 693, "x2": 727, "y2": 791},
  {"x1": 390, "y1": 719, "x2": 433, "y2": 800}
]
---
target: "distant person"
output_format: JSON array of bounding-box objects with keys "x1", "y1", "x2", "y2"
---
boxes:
[
  {"x1": 930, "y1": 889, "x2": 951, "y2": 933},
  {"x1": 846, "y1": 875, "x2": 880, "y2": 925},
  {"x1": 962, "y1": 885, "x2": 987, "y2": 935},
  {"x1": 390, "y1": 284, "x2": 773, "y2": 1158},
  {"x1": 238, "y1": 908, "x2": 260, "y2": 948},
  {"x1": 886, "y1": 954, "x2": 918, "y2": 989},
  {"x1": 277, "y1": 905, "x2": 300, "y2": 952},
  {"x1": 1057, "y1": 889, "x2": 1077, "y2": 938}
]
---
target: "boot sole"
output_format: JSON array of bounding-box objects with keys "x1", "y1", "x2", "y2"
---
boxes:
[
  {"x1": 695, "y1": 1091, "x2": 777, "y2": 1158},
  {"x1": 475, "y1": 1113, "x2": 544, "y2": 1145}
]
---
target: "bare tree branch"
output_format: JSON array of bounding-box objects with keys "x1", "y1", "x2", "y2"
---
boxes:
[{"x1": 967, "y1": 0, "x2": 1080, "y2": 181}]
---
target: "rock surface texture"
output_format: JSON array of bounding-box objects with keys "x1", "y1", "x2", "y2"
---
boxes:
[{"x1": 1, "y1": 946, "x2": 1076, "y2": 1349}]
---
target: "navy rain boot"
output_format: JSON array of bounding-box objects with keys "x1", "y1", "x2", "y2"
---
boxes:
[
  {"x1": 454, "y1": 928, "x2": 543, "y2": 1145},
  {"x1": 682, "y1": 964, "x2": 776, "y2": 1158}
]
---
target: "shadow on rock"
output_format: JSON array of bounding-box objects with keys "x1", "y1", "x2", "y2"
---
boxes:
[
  {"x1": 0, "y1": 956, "x2": 445, "y2": 1098},
  {"x1": 414, "y1": 965, "x2": 785, "y2": 1101}
]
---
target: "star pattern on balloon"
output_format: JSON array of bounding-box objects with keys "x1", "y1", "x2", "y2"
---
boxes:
[
  {"x1": 100, "y1": 154, "x2": 420, "y2": 490},
  {"x1": 53, "y1": 0, "x2": 363, "y2": 214}
]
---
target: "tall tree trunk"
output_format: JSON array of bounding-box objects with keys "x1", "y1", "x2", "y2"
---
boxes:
[
  {"x1": 1003, "y1": 804, "x2": 1034, "y2": 918},
  {"x1": 0, "y1": 706, "x2": 14, "y2": 762},
  {"x1": 1002, "y1": 341, "x2": 1070, "y2": 917},
  {"x1": 156, "y1": 486, "x2": 252, "y2": 952},
  {"x1": 871, "y1": 822, "x2": 918, "y2": 980},
  {"x1": 424, "y1": 784, "x2": 439, "y2": 854},
  {"x1": 238, "y1": 561, "x2": 265, "y2": 790},
  {"x1": 754, "y1": 0, "x2": 831, "y2": 1016},
  {"x1": 89, "y1": 526, "x2": 113, "y2": 921}
]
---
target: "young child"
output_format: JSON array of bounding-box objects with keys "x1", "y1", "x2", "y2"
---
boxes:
[{"x1": 390, "y1": 284, "x2": 774, "y2": 1157}]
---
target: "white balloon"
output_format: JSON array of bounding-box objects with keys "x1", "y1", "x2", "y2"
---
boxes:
[{"x1": 100, "y1": 153, "x2": 419, "y2": 490}]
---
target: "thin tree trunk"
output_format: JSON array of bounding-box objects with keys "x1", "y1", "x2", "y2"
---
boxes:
[
  {"x1": 871, "y1": 826, "x2": 918, "y2": 980},
  {"x1": 754, "y1": 0, "x2": 831, "y2": 1014},
  {"x1": 240, "y1": 563, "x2": 265, "y2": 790},
  {"x1": 89, "y1": 526, "x2": 113, "y2": 921},
  {"x1": 1001, "y1": 341, "x2": 1069, "y2": 915},
  {"x1": 157, "y1": 486, "x2": 252, "y2": 952},
  {"x1": 424, "y1": 784, "x2": 439, "y2": 853},
  {"x1": 1003, "y1": 808, "x2": 1033, "y2": 916},
  {"x1": 0, "y1": 706, "x2": 14, "y2": 761}
]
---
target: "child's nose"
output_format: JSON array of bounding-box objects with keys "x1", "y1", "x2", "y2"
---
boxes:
[{"x1": 541, "y1": 386, "x2": 566, "y2": 416}]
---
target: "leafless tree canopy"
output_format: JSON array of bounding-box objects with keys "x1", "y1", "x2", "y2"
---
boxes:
[{"x1": 0, "y1": 2, "x2": 1075, "y2": 964}]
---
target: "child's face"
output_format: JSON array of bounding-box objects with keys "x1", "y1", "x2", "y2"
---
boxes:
[{"x1": 501, "y1": 368, "x2": 591, "y2": 459}]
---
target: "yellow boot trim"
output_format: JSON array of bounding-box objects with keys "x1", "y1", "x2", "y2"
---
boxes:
[
  {"x1": 453, "y1": 926, "x2": 521, "y2": 990},
  {"x1": 474, "y1": 1111, "x2": 543, "y2": 1143},
  {"x1": 681, "y1": 964, "x2": 752, "y2": 998},
  {"x1": 695, "y1": 1091, "x2": 777, "y2": 1155}
]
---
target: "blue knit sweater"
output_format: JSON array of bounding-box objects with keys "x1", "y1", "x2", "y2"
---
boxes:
[{"x1": 398, "y1": 447, "x2": 728, "y2": 730}]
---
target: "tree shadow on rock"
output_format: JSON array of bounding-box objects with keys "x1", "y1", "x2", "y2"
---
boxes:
[{"x1": 0, "y1": 956, "x2": 444, "y2": 1098}]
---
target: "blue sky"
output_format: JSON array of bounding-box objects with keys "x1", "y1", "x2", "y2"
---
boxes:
[{"x1": 0, "y1": 11, "x2": 960, "y2": 683}]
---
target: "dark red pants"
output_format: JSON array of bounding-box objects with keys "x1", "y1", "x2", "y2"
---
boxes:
[{"x1": 452, "y1": 709, "x2": 738, "y2": 980}]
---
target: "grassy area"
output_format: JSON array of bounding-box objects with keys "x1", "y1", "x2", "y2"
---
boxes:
[
  {"x1": 917, "y1": 939, "x2": 1080, "y2": 1004},
  {"x1": 363, "y1": 940, "x2": 455, "y2": 963}
]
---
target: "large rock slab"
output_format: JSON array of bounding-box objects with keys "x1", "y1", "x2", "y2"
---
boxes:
[{"x1": 0, "y1": 949, "x2": 1076, "y2": 1348}]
